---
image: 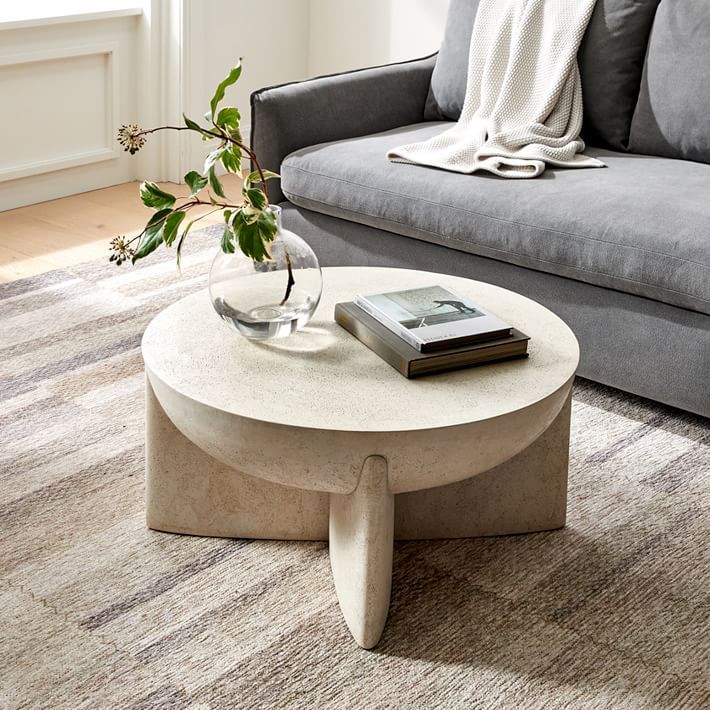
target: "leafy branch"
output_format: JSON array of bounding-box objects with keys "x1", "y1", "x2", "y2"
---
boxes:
[{"x1": 111, "y1": 60, "x2": 281, "y2": 272}]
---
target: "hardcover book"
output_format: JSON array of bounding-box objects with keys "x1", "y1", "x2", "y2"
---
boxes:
[
  {"x1": 354, "y1": 284, "x2": 512, "y2": 352},
  {"x1": 335, "y1": 302, "x2": 529, "y2": 378}
]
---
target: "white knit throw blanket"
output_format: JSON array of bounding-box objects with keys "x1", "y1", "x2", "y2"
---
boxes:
[{"x1": 388, "y1": 0, "x2": 605, "y2": 178}]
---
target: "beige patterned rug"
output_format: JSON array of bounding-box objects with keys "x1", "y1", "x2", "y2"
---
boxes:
[{"x1": 1, "y1": 229, "x2": 709, "y2": 709}]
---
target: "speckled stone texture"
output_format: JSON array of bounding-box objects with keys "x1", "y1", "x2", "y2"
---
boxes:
[
  {"x1": 330, "y1": 456, "x2": 393, "y2": 649},
  {"x1": 142, "y1": 267, "x2": 578, "y2": 647},
  {"x1": 145, "y1": 385, "x2": 571, "y2": 542}
]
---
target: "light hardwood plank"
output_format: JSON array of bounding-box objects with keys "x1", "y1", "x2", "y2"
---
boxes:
[
  {"x1": 0, "y1": 176, "x2": 242, "y2": 283},
  {"x1": 0, "y1": 245, "x2": 59, "y2": 283}
]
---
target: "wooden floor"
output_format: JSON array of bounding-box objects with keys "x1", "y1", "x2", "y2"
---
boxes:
[{"x1": 0, "y1": 176, "x2": 242, "y2": 283}]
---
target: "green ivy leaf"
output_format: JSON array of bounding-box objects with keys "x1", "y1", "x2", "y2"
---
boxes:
[
  {"x1": 221, "y1": 223, "x2": 236, "y2": 253},
  {"x1": 132, "y1": 208, "x2": 172, "y2": 263},
  {"x1": 258, "y1": 207, "x2": 278, "y2": 236},
  {"x1": 184, "y1": 170, "x2": 208, "y2": 195},
  {"x1": 244, "y1": 187, "x2": 267, "y2": 211},
  {"x1": 208, "y1": 166, "x2": 226, "y2": 198},
  {"x1": 210, "y1": 63, "x2": 242, "y2": 120},
  {"x1": 183, "y1": 113, "x2": 203, "y2": 132},
  {"x1": 228, "y1": 127, "x2": 243, "y2": 145},
  {"x1": 163, "y1": 211, "x2": 186, "y2": 246},
  {"x1": 139, "y1": 182, "x2": 176, "y2": 210},
  {"x1": 220, "y1": 147, "x2": 241, "y2": 174},
  {"x1": 244, "y1": 169, "x2": 280, "y2": 188},
  {"x1": 215, "y1": 107, "x2": 240, "y2": 131},
  {"x1": 233, "y1": 220, "x2": 263, "y2": 261},
  {"x1": 176, "y1": 215, "x2": 206, "y2": 269},
  {"x1": 203, "y1": 147, "x2": 224, "y2": 175},
  {"x1": 132, "y1": 231, "x2": 163, "y2": 262},
  {"x1": 232, "y1": 208, "x2": 278, "y2": 262},
  {"x1": 145, "y1": 207, "x2": 172, "y2": 231}
]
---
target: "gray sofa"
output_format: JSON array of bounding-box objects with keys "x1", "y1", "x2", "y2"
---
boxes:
[{"x1": 252, "y1": 0, "x2": 710, "y2": 418}]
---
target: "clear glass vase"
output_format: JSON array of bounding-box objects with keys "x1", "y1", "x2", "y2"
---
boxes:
[{"x1": 208, "y1": 205, "x2": 322, "y2": 340}]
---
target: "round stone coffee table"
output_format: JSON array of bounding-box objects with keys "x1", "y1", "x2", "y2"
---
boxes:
[{"x1": 142, "y1": 267, "x2": 579, "y2": 649}]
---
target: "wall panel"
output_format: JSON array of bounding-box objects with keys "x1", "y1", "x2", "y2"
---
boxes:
[
  {"x1": 0, "y1": 14, "x2": 139, "y2": 210},
  {"x1": 0, "y1": 45, "x2": 118, "y2": 181}
]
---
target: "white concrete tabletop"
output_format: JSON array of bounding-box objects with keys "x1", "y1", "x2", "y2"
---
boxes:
[{"x1": 142, "y1": 267, "x2": 579, "y2": 434}]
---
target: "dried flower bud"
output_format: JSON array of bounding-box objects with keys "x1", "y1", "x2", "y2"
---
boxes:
[
  {"x1": 117, "y1": 124, "x2": 147, "y2": 155},
  {"x1": 109, "y1": 235, "x2": 135, "y2": 266}
]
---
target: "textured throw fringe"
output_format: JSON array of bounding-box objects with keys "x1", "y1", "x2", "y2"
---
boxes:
[{"x1": 388, "y1": 0, "x2": 605, "y2": 178}]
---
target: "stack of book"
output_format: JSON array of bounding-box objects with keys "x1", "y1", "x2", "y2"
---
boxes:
[{"x1": 335, "y1": 284, "x2": 529, "y2": 378}]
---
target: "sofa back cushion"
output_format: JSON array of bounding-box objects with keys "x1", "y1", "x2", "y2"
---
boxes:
[
  {"x1": 629, "y1": 1, "x2": 710, "y2": 164},
  {"x1": 424, "y1": 0, "x2": 481, "y2": 121},
  {"x1": 425, "y1": 0, "x2": 660, "y2": 152},
  {"x1": 578, "y1": 0, "x2": 660, "y2": 150}
]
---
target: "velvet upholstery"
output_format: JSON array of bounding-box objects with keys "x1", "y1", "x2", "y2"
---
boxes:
[
  {"x1": 629, "y1": 0, "x2": 710, "y2": 164},
  {"x1": 281, "y1": 123, "x2": 710, "y2": 315}
]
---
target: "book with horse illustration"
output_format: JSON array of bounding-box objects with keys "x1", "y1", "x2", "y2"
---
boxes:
[{"x1": 354, "y1": 285, "x2": 513, "y2": 352}]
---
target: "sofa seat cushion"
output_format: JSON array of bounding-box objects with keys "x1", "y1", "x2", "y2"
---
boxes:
[{"x1": 281, "y1": 122, "x2": 710, "y2": 315}]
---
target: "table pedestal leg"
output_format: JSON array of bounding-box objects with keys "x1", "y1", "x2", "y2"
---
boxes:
[{"x1": 329, "y1": 456, "x2": 394, "y2": 649}]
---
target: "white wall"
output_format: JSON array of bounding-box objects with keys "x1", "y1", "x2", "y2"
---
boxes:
[
  {"x1": 194, "y1": 0, "x2": 310, "y2": 121},
  {"x1": 180, "y1": 0, "x2": 311, "y2": 177},
  {"x1": 308, "y1": 0, "x2": 450, "y2": 76}
]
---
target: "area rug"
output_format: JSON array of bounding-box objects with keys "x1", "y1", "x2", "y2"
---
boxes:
[{"x1": 1, "y1": 230, "x2": 708, "y2": 709}]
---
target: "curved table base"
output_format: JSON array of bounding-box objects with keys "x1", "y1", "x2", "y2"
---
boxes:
[{"x1": 146, "y1": 380, "x2": 571, "y2": 648}]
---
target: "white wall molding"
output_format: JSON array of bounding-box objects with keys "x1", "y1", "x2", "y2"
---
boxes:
[
  {"x1": 0, "y1": 4, "x2": 142, "y2": 32},
  {"x1": 0, "y1": 42, "x2": 120, "y2": 182},
  {"x1": 0, "y1": 13, "x2": 140, "y2": 211},
  {"x1": 134, "y1": 0, "x2": 191, "y2": 183},
  {"x1": 155, "y1": 0, "x2": 190, "y2": 182}
]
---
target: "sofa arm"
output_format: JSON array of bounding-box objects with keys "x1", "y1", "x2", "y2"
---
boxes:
[{"x1": 250, "y1": 54, "x2": 437, "y2": 203}]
